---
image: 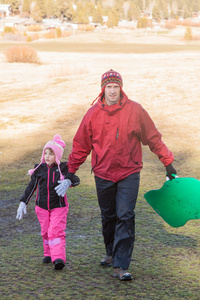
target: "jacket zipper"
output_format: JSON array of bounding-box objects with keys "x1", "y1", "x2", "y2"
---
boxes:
[
  {"x1": 116, "y1": 128, "x2": 119, "y2": 140},
  {"x1": 47, "y1": 168, "x2": 50, "y2": 210},
  {"x1": 53, "y1": 172, "x2": 55, "y2": 183}
]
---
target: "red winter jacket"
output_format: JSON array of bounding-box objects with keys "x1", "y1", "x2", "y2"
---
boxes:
[{"x1": 67, "y1": 96, "x2": 174, "y2": 182}]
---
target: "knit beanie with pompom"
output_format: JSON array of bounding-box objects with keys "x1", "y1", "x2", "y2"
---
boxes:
[
  {"x1": 40, "y1": 134, "x2": 66, "y2": 165},
  {"x1": 28, "y1": 134, "x2": 66, "y2": 179}
]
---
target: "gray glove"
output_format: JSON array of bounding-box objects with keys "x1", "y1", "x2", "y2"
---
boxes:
[
  {"x1": 54, "y1": 179, "x2": 71, "y2": 197},
  {"x1": 16, "y1": 202, "x2": 27, "y2": 220}
]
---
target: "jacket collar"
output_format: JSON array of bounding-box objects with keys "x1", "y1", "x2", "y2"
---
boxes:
[{"x1": 97, "y1": 95, "x2": 128, "y2": 114}]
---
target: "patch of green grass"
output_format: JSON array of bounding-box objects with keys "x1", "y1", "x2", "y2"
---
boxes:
[
  {"x1": 1, "y1": 157, "x2": 200, "y2": 299},
  {"x1": 0, "y1": 119, "x2": 199, "y2": 299}
]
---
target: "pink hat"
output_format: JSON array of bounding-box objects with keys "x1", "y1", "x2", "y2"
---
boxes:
[
  {"x1": 41, "y1": 134, "x2": 66, "y2": 164},
  {"x1": 28, "y1": 134, "x2": 66, "y2": 179}
]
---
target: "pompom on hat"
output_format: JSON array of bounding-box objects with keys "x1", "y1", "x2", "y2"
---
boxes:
[{"x1": 28, "y1": 134, "x2": 66, "y2": 179}]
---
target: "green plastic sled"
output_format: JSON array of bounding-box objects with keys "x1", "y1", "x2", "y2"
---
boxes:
[{"x1": 144, "y1": 177, "x2": 200, "y2": 227}]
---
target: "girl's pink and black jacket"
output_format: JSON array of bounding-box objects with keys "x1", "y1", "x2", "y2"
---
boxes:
[{"x1": 19, "y1": 162, "x2": 79, "y2": 210}]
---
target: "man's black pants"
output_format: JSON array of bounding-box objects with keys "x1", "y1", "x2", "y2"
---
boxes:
[{"x1": 95, "y1": 172, "x2": 140, "y2": 270}]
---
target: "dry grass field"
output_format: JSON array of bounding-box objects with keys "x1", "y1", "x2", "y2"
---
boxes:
[
  {"x1": 1, "y1": 28, "x2": 200, "y2": 174},
  {"x1": 0, "y1": 28, "x2": 200, "y2": 299}
]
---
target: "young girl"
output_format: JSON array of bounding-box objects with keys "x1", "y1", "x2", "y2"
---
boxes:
[{"x1": 16, "y1": 134, "x2": 79, "y2": 270}]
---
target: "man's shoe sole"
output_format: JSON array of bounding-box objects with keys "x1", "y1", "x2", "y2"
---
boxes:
[{"x1": 100, "y1": 261, "x2": 113, "y2": 267}]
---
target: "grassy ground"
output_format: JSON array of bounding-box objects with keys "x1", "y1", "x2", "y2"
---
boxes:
[
  {"x1": 0, "y1": 32, "x2": 200, "y2": 299},
  {"x1": 0, "y1": 126, "x2": 199, "y2": 300}
]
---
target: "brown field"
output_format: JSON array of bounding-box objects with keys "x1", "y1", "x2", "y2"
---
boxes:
[{"x1": 0, "y1": 28, "x2": 199, "y2": 179}]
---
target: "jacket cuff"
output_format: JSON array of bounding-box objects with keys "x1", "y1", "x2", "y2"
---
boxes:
[{"x1": 67, "y1": 167, "x2": 77, "y2": 174}]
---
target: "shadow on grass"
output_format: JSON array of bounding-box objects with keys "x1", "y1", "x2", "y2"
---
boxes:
[{"x1": 152, "y1": 230, "x2": 197, "y2": 248}]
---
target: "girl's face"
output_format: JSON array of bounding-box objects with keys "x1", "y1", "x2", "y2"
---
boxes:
[{"x1": 44, "y1": 148, "x2": 56, "y2": 167}]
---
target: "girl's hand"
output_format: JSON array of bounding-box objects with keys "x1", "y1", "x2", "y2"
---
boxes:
[
  {"x1": 16, "y1": 202, "x2": 27, "y2": 220},
  {"x1": 54, "y1": 179, "x2": 71, "y2": 197}
]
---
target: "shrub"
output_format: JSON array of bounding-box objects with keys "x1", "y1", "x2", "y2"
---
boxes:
[
  {"x1": 137, "y1": 17, "x2": 148, "y2": 28},
  {"x1": 27, "y1": 36, "x2": 32, "y2": 42},
  {"x1": 184, "y1": 26, "x2": 193, "y2": 40},
  {"x1": 5, "y1": 46, "x2": 40, "y2": 64},
  {"x1": 56, "y1": 27, "x2": 62, "y2": 38},
  {"x1": 107, "y1": 10, "x2": 119, "y2": 28},
  {"x1": 4, "y1": 26, "x2": 16, "y2": 34}
]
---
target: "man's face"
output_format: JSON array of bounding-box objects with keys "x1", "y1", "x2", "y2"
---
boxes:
[{"x1": 104, "y1": 83, "x2": 121, "y2": 106}]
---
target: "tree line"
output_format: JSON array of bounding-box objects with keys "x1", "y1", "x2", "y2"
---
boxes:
[{"x1": 1, "y1": 0, "x2": 200, "y2": 24}]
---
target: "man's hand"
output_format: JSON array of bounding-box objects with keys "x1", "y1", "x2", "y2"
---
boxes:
[
  {"x1": 66, "y1": 172, "x2": 80, "y2": 187},
  {"x1": 66, "y1": 172, "x2": 75, "y2": 183},
  {"x1": 55, "y1": 179, "x2": 71, "y2": 197},
  {"x1": 166, "y1": 164, "x2": 177, "y2": 180},
  {"x1": 16, "y1": 202, "x2": 27, "y2": 220}
]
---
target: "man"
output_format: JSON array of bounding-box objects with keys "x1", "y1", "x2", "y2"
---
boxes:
[{"x1": 55, "y1": 69, "x2": 177, "y2": 281}]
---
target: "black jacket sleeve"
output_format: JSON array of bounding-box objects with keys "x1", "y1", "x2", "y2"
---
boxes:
[
  {"x1": 19, "y1": 173, "x2": 38, "y2": 205},
  {"x1": 60, "y1": 162, "x2": 80, "y2": 187}
]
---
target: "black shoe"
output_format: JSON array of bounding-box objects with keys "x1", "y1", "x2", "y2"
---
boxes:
[
  {"x1": 43, "y1": 256, "x2": 51, "y2": 263},
  {"x1": 54, "y1": 259, "x2": 65, "y2": 270}
]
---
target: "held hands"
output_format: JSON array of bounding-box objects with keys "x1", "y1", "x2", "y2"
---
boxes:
[
  {"x1": 166, "y1": 164, "x2": 178, "y2": 181},
  {"x1": 66, "y1": 172, "x2": 80, "y2": 187},
  {"x1": 65, "y1": 172, "x2": 75, "y2": 183},
  {"x1": 54, "y1": 179, "x2": 71, "y2": 197},
  {"x1": 16, "y1": 202, "x2": 27, "y2": 220}
]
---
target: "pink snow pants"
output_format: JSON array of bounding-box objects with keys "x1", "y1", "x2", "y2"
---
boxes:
[{"x1": 35, "y1": 204, "x2": 69, "y2": 263}]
